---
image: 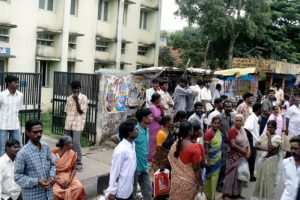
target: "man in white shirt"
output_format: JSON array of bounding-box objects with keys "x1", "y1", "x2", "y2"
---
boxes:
[
  {"x1": 107, "y1": 120, "x2": 138, "y2": 200},
  {"x1": 286, "y1": 95, "x2": 300, "y2": 137},
  {"x1": 244, "y1": 103, "x2": 262, "y2": 181},
  {"x1": 212, "y1": 83, "x2": 222, "y2": 103},
  {"x1": 158, "y1": 79, "x2": 174, "y2": 116},
  {"x1": 145, "y1": 78, "x2": 160, "y2": 108},
  {"x1": 0, "y1": 75, "x2": 23, "y2": 156},
  {"x1": 281, "y1": 136, "x2": 300, "y2": 200},
  {"x1": 190, "y1": 80, "x2": 203, "y2": 103},
  {"x1": 0, "y1": 139, "x2": 22, "y2": 200},
  {"x1": 201, "y1": 80, "x2": 213, "y2": 112},
  {"x1": 188, "y1": 102, "x2": 205, "y2": 132},
  {"x1": 206, "y1": 98, "x2": 224, "y2": 127}
]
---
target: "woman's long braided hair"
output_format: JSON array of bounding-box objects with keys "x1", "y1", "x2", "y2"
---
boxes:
[{"x1": 174, "y1": 121, "x2": 192, "y2": 158}]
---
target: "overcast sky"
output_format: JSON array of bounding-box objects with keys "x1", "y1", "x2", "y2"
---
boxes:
[{"x1": 160, "y1": 0, "x2": 188, "y2": 32}]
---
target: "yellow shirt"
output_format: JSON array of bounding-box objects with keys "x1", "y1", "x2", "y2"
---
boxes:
[{"x1": 156, "y1": 130, "x2": 168, "y2": 147}]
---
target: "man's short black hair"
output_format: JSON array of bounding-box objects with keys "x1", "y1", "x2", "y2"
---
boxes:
[
  {"x1": 5, "y1": 139, "x2": 20, "y2": 152},
  {"x1": 159, "y1": 78, "x2": 169, "y2": 86},
  {"x1": 5, "y1": 75, "x2": 19, "y2": 87},
  {"x1": 152, "y1": 78, "x2": 160, "y2": 84},
  {"x1": 266, "y1": 89, "x2": 275, "y2": 95},
  {"x1": 196, "y1": 80, "x2": 203, "y2": 86},
  {"x1": 71, "y1": 80, "x2": 81, "y2": 89},
  {"x1": 180, "y1": 77, "x2": 190, "y2": 84},
  {"x1": 216, "y1": 84, "x2": 222, "y2": 89},
  {"x1": 220, "y1": 95, "x2": 228, "y2": 100},
  {"x1": 174, "y1": 110, "x2": 187, "y2": 122},
  {"x1": 135, "y1": 108, "x2": 152, "y2": 122},
  {"x1": 25, "y1": 119, "x2": 43, "y2": 132},
  {"x1": 243, "y1": 92, "x2": 253, "y2": 100},
  {"x1": 252, "y1": 103, "x2": 262, "y2": 113},
  {"x1": 203, "y1": 80, "x2": 211, "y2": 85},
  {"x1": 290, "y1": 136, "x2": 300, "y2": 146},
  {"x1": 194, "y1": 102, "x2": 203, "y2": 109},
  {"x1": 214, "y1": 98, "x2": 223, "y2": 105},
  {"x1": 224, "y1": 100, "x2": 233, "y2": 106},
  {"x1": 119, "y1": 120, "x2": 136, "y2": 139}
]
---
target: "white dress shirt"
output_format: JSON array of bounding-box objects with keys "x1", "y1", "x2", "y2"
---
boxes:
[
  {"x1": 190, "y1": 85, "x2": 202, "y2": 103},
  {"x1": 0, "y1": 89, "x2": 23, "y2": 130},
  {"x1": 281, "y1": 157, "x2": 300, "y2": 200},
  {"x1": 107, "y1": 139, "x2": 136, "y2": 199},
  {"x1": 188, "y1": 113, "x2": 205, "y2": 132},
  {"x1": 244, "y1": 113, "x2": 260, "y2": 145},
  {"x1": 200, "y1": 87, "x2": 213, "y2": 111},
  {"x1": 146, "y1": 88, "x2": 156, "y2": 107},
  {"x1": 286, "y1": 105, "x2": 300, "y2": 136},
  {"x1": 0, "y1": 154, "x2": 21, "y2": 200},
  {"x1": 206, "y1": 110, "x2": 222, "y2": 126}
]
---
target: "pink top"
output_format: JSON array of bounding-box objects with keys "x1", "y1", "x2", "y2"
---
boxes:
[{"x1": 263, "y1": 113, "x2": 283, "y2": 136}]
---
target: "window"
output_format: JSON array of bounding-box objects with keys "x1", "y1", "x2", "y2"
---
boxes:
[
  {"x1": 0, "y1": 0, "x2": 9, "y2": 2},
  {"x1": 67, "y1": 62, "x2": 75, "y2": 72},
  {"x1": 96, "y1": 40, "x2": 109, "y2": 52},
  {"x1": 68, "y1": 35, "x2": 76, "y2": 49},
  {"x1": 39, "y1": 61, "x2": 50, "y2": 87},
  {"x1": 120, "y1": 63, "x2": 124, "y2": 70},
  {"x1": 98, "y1": 0, "x2": 108, "y2": 21},
  {"x1": 0, "y1": 60, "x2": 5, "y2": 72},
  {"x1": 70, "y1": 0, "x2": 78, "y2": 16},
  {"x1": 138, "y1": 46, "x2": 148, "y2": 56},
  {"x1": 139, "y1": 10, "x2": 148, "y2": 30},
  {"x1": 0, "y1": 28, "x2": 9, "y2": 42},
  {"x1": 39, "y1": 0, "x2": 54, "y2": 11},
  {"x1": 37, "y1": 33, "x2": 54, "y2": 46},
  {"x1": 123, "y1": 4, "x2": 128, "y2": 25},
  {"x1": 121, "y1": 43, "x2": 126, "y2": 54},
  {"x1": 94, "y1": 63, "x2": 109, "y2": 71}
]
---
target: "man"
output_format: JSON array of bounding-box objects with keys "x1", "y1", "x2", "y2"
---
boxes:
[
  {"x1": 212, "y1": 83, "x2": 222, "y2": 103},
  {"x1": 188, "y1": 102, "x2": 205, "y2": 132},
  {"x1": 281, "y1": 136, "x2": 300, "y2": 200},
  {"x1": 244, "y1": 103, "x2": 262, "y2": 181},
  {"x1": 236, "y1": 92, "x2": 253, "y2": 121},
  {"x1": 158, "y1": 79, "x2": 174, "y2": 116},
  {"x1": 107, "y1": 120, "x2": 138, "y2": 200},
  {"x1": 190, "y1": 80, "x2": 203, "y2": 103},
  {"x1": 206, "y1": 98, "x2": 224, "y2": 126},
  {"x1": 200, "y1": 80, "x2": 213, "y2": 112},
  {"x1": 173, "y1": 77, "x2": 196, "y2": 114},
  {"x1": 145, "y1": 78, "x2": 160, "y2": 107},
  {"x1": 0, "y1": 139, "x2": 22, "y2": 200},
  {"x1": 133, "y1": 108, "x2": 153, "y2": 200},
  {"x1": 0, "y1": 75, "x2": 23, "y2": 156},
  {"x1": 64, "y1": 80, "x2": 88, "y2": 171},
  {"x1": 271, "y1": 83, "x2": 284, "y2": 105},
  {"x1": 15, "y1": 120, "x2": 55, "y2": 200},
  {"x1": 217, "y1": 100, "x2": 235, "y2": 192},
  {"x1": 285, "y1": 95, "x2": 300, "y2": 157},
  {"x1": 260, "y1": 89, "x2": 275, "y2": 134}
]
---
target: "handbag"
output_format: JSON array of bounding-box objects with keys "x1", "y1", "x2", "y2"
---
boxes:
[
  {"x1": 237, "y1": 159, "x2": 250, "y2": 182},
  {"x1": 194, "y1": 192, "x2": 207, "y2": 200},
  {"x1": 153, "y1": 168, "x2": 170, "y2": 198}
]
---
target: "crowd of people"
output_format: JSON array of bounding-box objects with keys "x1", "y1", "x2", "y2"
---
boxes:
[
  {"x1": 107, "y1": 77, "x2": 300, "y2": 200},
  {"x1": 1, "y1": 74, "x2": 300, "y2": 200}
]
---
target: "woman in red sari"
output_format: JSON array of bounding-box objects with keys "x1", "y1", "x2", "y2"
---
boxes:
[{"x1": 52, "y1": 136, "x2": 85, "y2": 200}]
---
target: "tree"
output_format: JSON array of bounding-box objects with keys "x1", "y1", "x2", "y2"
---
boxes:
[
  {"x1": 158, "y1": 46, "x2": 176, "y2": 67},
  {"x1": 175, "y1": 0, "x2": 271, "y2": 68}
]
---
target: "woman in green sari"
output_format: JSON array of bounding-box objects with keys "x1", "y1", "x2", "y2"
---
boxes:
[
  {"x1": 252, "y1": 120, "x2": 282, "y2": 200},
  {"x1": 204, "y1": 116, "x2": 222, "y2": 200}
]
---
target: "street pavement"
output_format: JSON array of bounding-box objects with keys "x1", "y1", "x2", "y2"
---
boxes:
[{"x1": 42, "y1": 135, "x2": 286, "y2": 200}]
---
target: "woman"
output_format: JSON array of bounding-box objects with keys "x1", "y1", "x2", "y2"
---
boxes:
[
  {"x1": 168, "y1": 121, "x2": 203, "y2": 200},
  {"x1": 152, "y1": 115, "x2": 174, "y2": 172},
  {"x1": 53, "y1": 136, "x2": 85, "y2": 200},
  {"x1": 148, "y1": 93, "x2": 163, "y2": 162},
  {"x1": 204, "y1": 116, "x2": 222, "y2": 200},
  {"x1": 252, "y1": 120, "x2": 282, "y2": 200},
  {"x1": 222, "y1": 114, "x2": 250, "y2": 199},
  {"x1": 263, "y1": 105, "x2": 283, "y2": 136}
]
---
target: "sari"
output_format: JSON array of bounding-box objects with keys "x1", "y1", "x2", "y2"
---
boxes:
[
  {"x1": 148, "y1": 104, "x2": 162, "y2": 162},
  {"x1": 223, "y1": 127, "x2": 249, "y2": 196},
  {"x1": 205, "y1": 129, "x2": 222, "y2": 200},
  {"x1": 53, "y1": 150, "x2": 85, "y2": 200},
  {"x1": 252, "y1": 133, "x2": 282, "y2": 200},
  {"x1": 168, "y1": 142, "x2": 198, "y2": 200}
]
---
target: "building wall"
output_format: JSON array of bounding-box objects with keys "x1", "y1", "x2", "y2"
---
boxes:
[{"x1": 0, "y1": 0, "x2": 161, "y2": 108}]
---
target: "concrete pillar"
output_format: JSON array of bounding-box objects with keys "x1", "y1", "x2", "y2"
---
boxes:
[
  {"x1": 154, "y1": 0, "x2": 162, "y2": 67},
  {"x1": 60, "y1": 0, "x2": 71, "y2": 72},
  {"x1": 115, "y1": 0, "x2": 125, "y2": 70}
]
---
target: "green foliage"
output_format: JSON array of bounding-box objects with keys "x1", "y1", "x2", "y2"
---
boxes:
[{"x1": 158, "y1": 46, "x2": 176, "y2": 67}]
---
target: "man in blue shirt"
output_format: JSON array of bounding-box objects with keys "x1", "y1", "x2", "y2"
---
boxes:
[
  {"x1": 133, "y1": 108, "x2": 153, "y2": 200},
  {"x1": 15, "y1": 120, "x2": 56, "y2": 200}
]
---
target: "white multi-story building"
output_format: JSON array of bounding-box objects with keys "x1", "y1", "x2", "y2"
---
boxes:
[{"x1": 0, "y1": 0, "x2": 162, "y2": 88}]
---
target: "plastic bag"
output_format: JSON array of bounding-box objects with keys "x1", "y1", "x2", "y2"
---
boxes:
[
  {"x1": 237, "y1": 159, "x2": 250, "y2": 182},
  {"x1": 194, "y1": 192, "x2": 207, "y2": 200},
  {"x1": 153, "y1": 168, "x2": 170, "y2": 197}
]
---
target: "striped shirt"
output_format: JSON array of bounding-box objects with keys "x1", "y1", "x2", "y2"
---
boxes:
[
  {"x1": 14, "y1": 141, "x2": 56, "y2": 200},
  {"x1": 0, "y1": 89, "x2": 23, "y2": 130},
  {"x1": 64, "y1": 93, "x2": 88, "y2": 132}
]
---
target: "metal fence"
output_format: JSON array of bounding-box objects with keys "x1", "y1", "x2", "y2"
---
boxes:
[
  {"x1": 0, "y1": 72, "x2": 42, "y2": 144},
  {"x1": 52, "y1": 72, "x2": 99, "y2": 145}
]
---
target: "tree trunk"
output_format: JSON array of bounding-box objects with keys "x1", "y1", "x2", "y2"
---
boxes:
[
  {"x1": 227, "y1": 33, "x2": 239, "y2": 68},
  {"x1": 204, "y1": 40, "x2": 211, "y2": 68}
]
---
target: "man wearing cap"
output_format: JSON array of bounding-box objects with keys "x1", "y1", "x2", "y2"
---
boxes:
[{"x1": 173, "y1": 77, "x2": 197, "y2": 114}]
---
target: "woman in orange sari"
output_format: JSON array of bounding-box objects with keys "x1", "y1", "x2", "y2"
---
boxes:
[{"x1": 52, "y1": 136, "x2": 85, "y2": 200}]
